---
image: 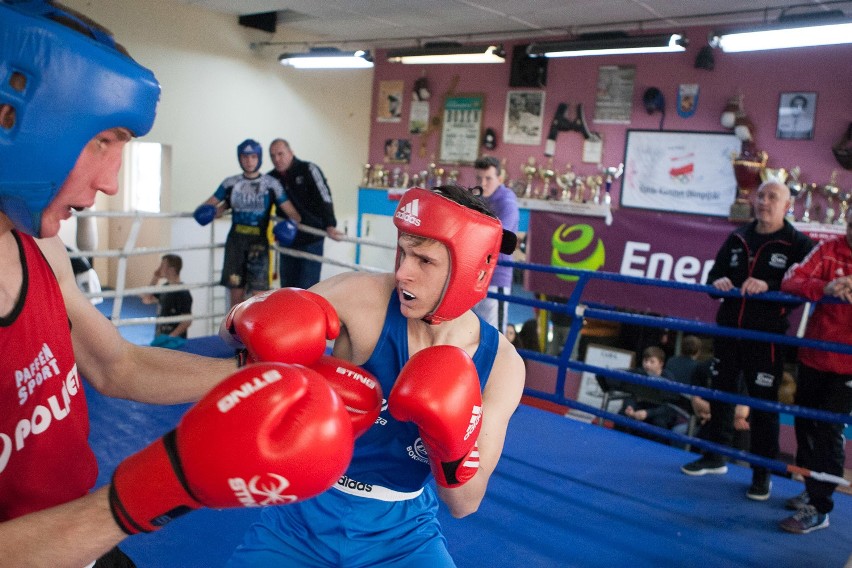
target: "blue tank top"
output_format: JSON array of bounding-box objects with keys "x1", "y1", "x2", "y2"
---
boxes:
[{"x1": 343, "y1": 291, "x2": 498, "y2": 493}]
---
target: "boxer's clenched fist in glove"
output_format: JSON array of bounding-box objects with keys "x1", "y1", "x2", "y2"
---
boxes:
[
  {"x1": 109, "y1": 362, "x2": 354, "y2": 534},
  {"x1": 310, "y1": 356, "x2": 383, "y2": 438},
  {"x1": 219, "y1": 288, "x2": 340, "y2": 366},
  {"x1": 389, "y1": 346, "x2": 483, "y2": 488}
]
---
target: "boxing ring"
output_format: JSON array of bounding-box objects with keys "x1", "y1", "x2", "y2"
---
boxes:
[{"x1": 72, "y1": 210, "x2": 851, "y2": 567}]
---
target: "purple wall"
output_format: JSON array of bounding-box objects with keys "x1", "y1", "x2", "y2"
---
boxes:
[{"x1": 367, "y1": 26, "x2": 852, "y2": 206}]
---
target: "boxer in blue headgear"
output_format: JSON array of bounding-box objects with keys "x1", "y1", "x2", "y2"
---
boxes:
[
  {"x1": 0, "y1": 0, "x2": 160, "y2": 237},
  {"x1": 0, "y1": 3, "x2": 240, "y2": 566},
  {"x1": 237, "y1": 138, "x2": 263, "y2": 172}
]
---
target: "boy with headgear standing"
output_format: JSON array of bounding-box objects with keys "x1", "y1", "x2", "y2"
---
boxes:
[
  {"x1": 226, "y1": 185, "x2": 526, "y2": 566},
  {"x1": 194, "y1": 139, "x2": 300, "y2": 307},
  {"x1": 0, "y1": 3, "x2": 360, "y2": 566}
]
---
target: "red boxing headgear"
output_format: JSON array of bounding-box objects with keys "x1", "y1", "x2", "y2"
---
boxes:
[{"x1": 393, "y1": 188, "x2": 502, "y2": 324}]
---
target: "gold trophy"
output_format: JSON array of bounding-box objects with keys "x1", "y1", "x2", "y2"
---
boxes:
[
  {"x1": 785, "y1": 166, "x2": 803, "y2": 221},
  {"x1": 573, "y1": 176, "x2": 587, "y2": 203},
  {"x1": 555, "y1": 164, "x2": 576, "y2": 201},
  {"x1": 730, "y1": 146, "x2": 768, "y2": 221},
  {"x1": 433, "y1": 166, "x2": 445, "y2": 187},
  {"x1": 538, "y1": 158, "x2": 556, "y2": 199},
  {"x1": 822, "y1": 171, "x2": 840, "y2": 225},
  {"x1": 369, "y1": 164, "x2": 385, "y2": 188},
  {"x1": 520, "y1": 157, "x2": 538, "y2": 198},
  {"x1": 587, "y1": 175, "x2": 603, "y2": 205},
  {"x1": 801, "y1": 183, "x2": 815, "y2": 223},
  {"x1": 361, "y1": 164, "x2": 372, "y2": 187},
  {"x1": 838, "y1": 191, "x2": 850, "y2": 225}
]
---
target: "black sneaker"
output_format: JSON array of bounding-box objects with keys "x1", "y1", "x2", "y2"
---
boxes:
[
  {"x1": 785, "y1": 491, "x2": 810, "y2": 510},
  {"x1": 747, "y1": 470, "x2": 772, "y2": 501},
  {"x1": 681, "y1": 456, "x2": 728, "y2": 476}
]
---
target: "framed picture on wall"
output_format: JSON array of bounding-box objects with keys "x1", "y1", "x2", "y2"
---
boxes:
[
  {"x1": 503, "y1": 90, "x2": 545, "y2": 145},
  {"x1": 439, "y1": 94, "x2": 484, "y2": 164},
  {"x1": 620, "y1": 129, "x2": 740, "y2": 217},
  {"x1": 776, "y1": 92, "x2": 816, "y2": 140},
  {"x1": 383, "y1": 138, "x2": 411, "y2": 163}
]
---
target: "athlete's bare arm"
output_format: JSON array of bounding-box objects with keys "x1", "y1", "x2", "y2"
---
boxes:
[{"x1": 37, "y1": 236, "x2": 235, "y2": 403}]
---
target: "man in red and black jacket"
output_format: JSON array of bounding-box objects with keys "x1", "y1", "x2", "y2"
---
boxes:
[
  {"x1": 777, "y1": 212, "x2": 852, "y2": 533},
  {"x1": 681, "y1": 180, "x2": 814, "y2": 503}
]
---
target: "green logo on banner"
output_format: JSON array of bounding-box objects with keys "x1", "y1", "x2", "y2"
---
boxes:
[{"x1": 550, "y1": 224, "x2": 605, "y2": 281}]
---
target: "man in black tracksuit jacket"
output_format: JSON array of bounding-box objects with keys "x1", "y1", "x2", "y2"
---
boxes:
[
  {"x1": 681, "y1": 180, "x2": 814, "y2": 501},
  {"x1": 269, "y1": 138, "x2": 343, "y2": 289}
]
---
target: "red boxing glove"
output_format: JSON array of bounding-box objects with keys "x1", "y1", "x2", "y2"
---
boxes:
[
  {"x1": 388, "y1": 346, "x2": 483, "y2": 488},
  {"x1": 109, "y1": 363, "x2": 354, "y2": 534},
  {"x1": 220, "y1": 288, "x2": 340, "y2": 366},
  {"x1": 309, "y1": 356, "x2": 383, "y2": 438}
]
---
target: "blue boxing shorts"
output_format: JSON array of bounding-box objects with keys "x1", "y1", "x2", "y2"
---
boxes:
[{"x1": 227, "y1": 482, "x2": 455, "y2": 568}]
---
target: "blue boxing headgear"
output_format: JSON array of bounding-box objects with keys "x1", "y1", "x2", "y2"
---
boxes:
[
  {"x1": 237, "y1": 139, "x2": 262, "y2": 172},
  {"x1": 0, "y1": 0, "x2": 161, "y2": 236}
]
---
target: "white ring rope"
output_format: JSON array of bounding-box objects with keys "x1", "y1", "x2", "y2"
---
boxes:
[{"x1": 68, "y1": 210, "x2": 396, "y2": 333}]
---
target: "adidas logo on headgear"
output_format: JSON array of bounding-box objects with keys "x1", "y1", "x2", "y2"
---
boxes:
[{"x1": 395, "y1": 198, "x2": 422, "y2": 226}]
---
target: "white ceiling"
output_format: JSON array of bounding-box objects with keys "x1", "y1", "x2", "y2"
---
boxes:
[{"x1": 175, "y1": 0, "x2": 851, "y2": 48}]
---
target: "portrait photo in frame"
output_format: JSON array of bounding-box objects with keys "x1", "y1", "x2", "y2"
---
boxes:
[
  {"x1": 776, "y1": 92, "x2": 817, "y2": 140},
  {"x1": 384, "y1": 138, "x2": 412, "y2": 163}
]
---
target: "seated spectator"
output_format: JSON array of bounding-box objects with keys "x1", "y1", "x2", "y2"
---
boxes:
[
  {"x1": 665, "y1": 334, "x2": 703, "y2": 385},
  {"x1": 141, "y1": 254, "x2": 192, "y2": 348},
  {"x1": 618, "y1": 346, "x2": 682, "y2": 431}
]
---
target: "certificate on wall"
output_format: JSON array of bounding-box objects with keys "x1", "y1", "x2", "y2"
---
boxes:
[
  {"x1": 620, "y1": 130, "x2": 740, "y2": 217},
  {"x1": 439, "y1": 94, "x2": 483, "y2": 164},
  {"x1": 593, "y1": 65, "x2": 635, "y2": 124},
  {"x1": 408, "y1": 100, "x2": 430, "y2": 134}
]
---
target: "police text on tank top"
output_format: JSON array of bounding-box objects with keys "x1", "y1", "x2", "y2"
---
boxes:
[{"x1": 0, "y1": 232, "x2": 96, "y2": 521}]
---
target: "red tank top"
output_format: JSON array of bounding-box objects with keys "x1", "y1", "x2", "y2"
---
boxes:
[{"x1": 0, "y1": 232, "x2": 97, "y2": 521}]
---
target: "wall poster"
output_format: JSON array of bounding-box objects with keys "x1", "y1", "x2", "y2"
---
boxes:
[
  {"x1": 593, "y1": 65, "x2": 635, "y2": 124},
  {"x1": 376, "y1": 80, "x2": 403, "y2": 123},
  {"x1": 439, "y1": 94, "x2": 484, "y2": 164}
]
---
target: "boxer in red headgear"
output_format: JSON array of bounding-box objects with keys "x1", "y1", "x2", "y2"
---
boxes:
[{"x1": 228, "y1": 185, "x2": 525, "y2": 567}]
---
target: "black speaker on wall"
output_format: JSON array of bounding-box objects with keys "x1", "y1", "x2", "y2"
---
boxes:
[
  {"x1": 509, "y1": 44, "x2": 548, "y2": 88},
  {"x1": 238, "y1": 11, "x2": 278, "y2": 33}
]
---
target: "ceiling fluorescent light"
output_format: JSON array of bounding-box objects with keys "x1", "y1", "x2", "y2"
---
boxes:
[
  {"x1": 713, "y1": 17, "x2": 852, "y2": 53},
  {"x1": 528, "y1": 33, "x2": 687, "y2": 58},
  {"x1": 387, "y1": 43, "x2": 505, "y2": 64},
  {"x1": 278, "y1": 48, "x2": 373, "y2": 69}
]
